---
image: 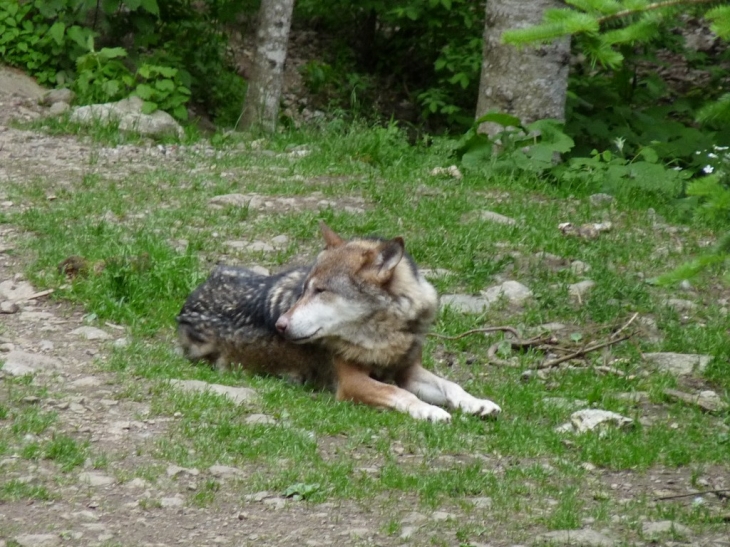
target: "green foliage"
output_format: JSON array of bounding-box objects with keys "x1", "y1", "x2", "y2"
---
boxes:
[{"x1": 0, "y1": 0, "x2": 245, "y2": 125}]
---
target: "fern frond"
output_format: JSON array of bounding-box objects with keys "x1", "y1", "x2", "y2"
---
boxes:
[
  {"x1": 502, "y1": 22, "x2": 571, "y2": 45},
  {"x1": 697, "y1": 93, "x2": 730, "y2": 125},
  {"x1": 602, "y1": 17, "x2": 661, "y2": 44},
  {"x1": 705, "y1": 4, "x2": 730, "y2": 39},
  {"x1": 566, "y1": 0, "x2": 625, "y2": 15}
]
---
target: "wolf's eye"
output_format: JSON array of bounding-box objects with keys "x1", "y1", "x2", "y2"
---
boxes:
[{"x1": 313, "y1": 286, "x2": 326, "y2": 294}]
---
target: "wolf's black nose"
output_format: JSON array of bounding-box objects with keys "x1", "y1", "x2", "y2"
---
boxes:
[{"x1": 275, "y1": 316, "x2": 289, "y2": 333}]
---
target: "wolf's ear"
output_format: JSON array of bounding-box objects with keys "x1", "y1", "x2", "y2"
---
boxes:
[
  {"x1": 319, "y1": 221, "x2": 344, "y2": 249},
  {"x1": 371, "y1": 237, "x2": 404, "y2": 281}
]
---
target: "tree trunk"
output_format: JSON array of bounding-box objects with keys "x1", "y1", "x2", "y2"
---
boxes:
[
  {"x1": 476, "y1": 0, "x2": 570, "y2": 136},
  {"x1": 239, "y1": 0, "x2": 295, "y2": 132}
]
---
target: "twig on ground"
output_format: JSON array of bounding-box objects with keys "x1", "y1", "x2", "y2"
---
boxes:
[
  {"x1": 536, "y1": 335, "x2": 632, "y2": 369},
  {"x1": 654, "y1": 489, "x2": 730, "y2": 501},
  {"x1": 428, "y1": 326, "x2": 521, "y2": 341},
  {"x1": 612, "y1": 312, "x2": 639, "y2": 339},
  {"x1": 27, "y1": 289, "x2": 54, "y2": 300}
]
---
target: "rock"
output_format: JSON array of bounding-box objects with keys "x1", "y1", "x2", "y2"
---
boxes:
[
  {"x1": 249, "y1": 265, "x2": 270, "y2": 276},
  {"x1": 544, "y1": 397, "x2": 588, "y2": 410},
  {"x1": 160, "y1": 495, "x2": 185, "y2": 508},
  {"x1": 0, "y1": 301, "x2": 19, "y2": 313},
  {"x1": 535, "y1": 252, "x2": 569, "y2": 270},
  {"x1": 478, "y1": 210, "x2": 517, "y2": 226},
  {"x1": 536, "y1": 529, "x2": 617, "y2": 547},
  {"x1": 209, "y1": 465, "x2": 244, "y2": 479},
  {"x1": 13, "y1": 534, "x2": 60, "y2": 547},
  {"x1": 2, "y1": 350, "x2": 60, "y2": 376},
  {"x1": 0, "y1": 279, "x2": 36, "y2": 301},
  {"x1": 70, "y1": 96, "x2": 184, "y2": 138},
  {"x1": 70, "y1": 376, "x2": 102, "y2": 388},
  {"x1": 482, "y1": 280, "x2": 533, "y2": 306},
  {"x1": 664, "y1": 298, "x2": 698, "y2": 313},
  {"x1": 556, "y1": 409, "x2": 633, "y2": 434},
  {"x1": 470, "y1": 497, "x2": 493, "y2": 509},
  {"x1": 209, "y1": 193, "x2": 259, "y2": 209},
  {"x1": 169, "y1": 379, "x2": 258, "y2": 406},
  {"x1": 440, "y1": 294, "x2": 491, "y2": 314},
  {"x1": 570, "y1": 260, "x2": 591, "y2": 275},
  {"x1": 662, "y1": 388, "x2": 728, "y2": 413},
  {"x1": 262, "y1": 497, "x2": 286, "y2": 510},
  {"x1": 48, "y1": 102, "x2": 70, "y2": 116},
  {"x1": 78, "y1": 472, "x2": 115, "y2": 487},
  {"x1": 569, "y1": 280, "x2": 596, "y2": 298},
  {"x1": 113, "y1": 337, "x2": 129, "y2": 349},
  {"x1": 38, "y1": 340, "x2": 54, "y2": 351},
  {"x1": 643, "y1": 353, "x2": 711, "y2": 376},
  {"x1": 245, "y1": 414, "x2": 277, "y2": 425},
  {"x1": 431, "y1": 511, "x2": 455, "y2": 521},
  {"x1": 270, "y1": 235, "x2": 289, "y2": 247},
  {"x1": 614, "y1": 392, "x2": 650, "y2": 404},
  {"x1": 641, "y1": 521, "x2": 692, "y2": 538},
  {"x1": 166, "y1": 465, "x2": 199, "y2": 478},
  {"x1": 430, "y1": 165, "x2": 462, "y2": 179},
  {"x1": 125, "y1": 477, "x2": 149, "y2": 489},
  {"x1": 589, "y1": 193, "x2": 614, "y2": 206},
  {"x1": 71, "y1": 326, "x2": 112, "y2": 340},
  {"x1": 400, "y1": 526, "x2": 418, "y2": 540},
  {"x1": 40, "y1": 88, "x2": 75, "y2": 106},
  {"x1": 247, "y1": 241, "x2": 275, "y2": 253}
]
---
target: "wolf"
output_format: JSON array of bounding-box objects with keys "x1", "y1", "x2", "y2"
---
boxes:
[{"x1": 176, "y1": 222, "x2": 501, "y2": 422}]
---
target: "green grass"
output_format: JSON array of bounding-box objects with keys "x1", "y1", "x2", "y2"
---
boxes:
[{"x1": 2, "y1": 120, "x2": 729, "y2": 541}]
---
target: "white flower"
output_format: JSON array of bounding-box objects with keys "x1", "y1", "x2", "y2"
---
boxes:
[
  {"x1": 703, "y1": 165, "x2": 714, "y2": 174},
  {"x1": 713, "y1": 145, "x2": 729, "y2": 151},
  {"x1": 613, "y1": 136, "x2": 625, "y2": 153},
  {"x1": 708, "y1": 153, "x2": 718, "y2": 158}
]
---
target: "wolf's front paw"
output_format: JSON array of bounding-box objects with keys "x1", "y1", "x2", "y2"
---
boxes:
[
  {"x1": 408, "y1": 402, "x2": 452, "y2": 423},
  {"x1": 457, "y1": 396, "x2": 501, "y2": 418}
]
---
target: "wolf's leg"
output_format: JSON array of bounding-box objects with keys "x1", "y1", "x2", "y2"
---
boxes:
[
  {"x1": 398, "y1": 364, "x2": 501, "y2": 418},
  {"x1": 334, "y1": 358, "x2": 451, "y2": 422}
]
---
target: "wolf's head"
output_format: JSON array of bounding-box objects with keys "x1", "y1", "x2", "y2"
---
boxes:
[{"x1": 274, "y1": 222, "x2": 437, "y2": 349}]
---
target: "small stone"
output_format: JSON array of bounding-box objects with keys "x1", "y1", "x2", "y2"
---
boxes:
[
  {"x1": 570, "y1": 260, "x2": 591, "y2": 275},
  {"x1": 71, "y1": 326, "x2": 112, "y2": 340},
  {"x1": 679, "y1": 280, "x2": 693, "y2": 291},
  {"x1": 482, "y1": 280, "x2": 533, "y2": 305},
  {"x1": 270, "y1": 235, "x2": 289, "y2": 247},
  {"x1": 400, "y1": 526, "x2": 418, "y2": 540},
  {"x1": 569, "y1": 280, "x2": 596, "y2": 298},
  {"x1": 614, "y1": 391, "x2": 650, "y2": 404},
  {"x1": 247, "y1": 241, "x2": 275, "y2": 253},
  {"x1": 470, "y1": 497, "x2": 493, "y2": 509},
  {"x1": 536, "y1": 529, "x2": 617, "y2": 547},
  {"x1": 663, "y1": 388, "x2": 728, "y2": 413},
  {"x1": 0, "y1": 301, "x2": 19, "y2": 314},
  {"x1": 431, "y1": 511, "x2": 454, "y2": 521},
  {"x1": 78, "y1": 472, "x2": 114, "y2": 487},
  {"x1": 440, "y1": 294, "x2": 491, "y2": 314},
  {"x1": 113, "y1": 338, "x2": 129, "y2": 349},
  {"x1": 169, "y1": 379, "x2": 257, "y2": 406},
  {"x1": 478, "y1": 210, "x2": 517, "y2": 226},
  {"x1": 556, "y1": 409, "x2": 633, "y2": 434},
  {"x1": 48, "y1": 102, "x2": 70, "y2": 116},
  {"x1": 166, "y1": 465, "x2": 199, "y2": 478},
  {"x1": 125, "y1": 478, "x2": 149, "y2": 489},
  {"x1": 644, "y1": 353, "x2": 712, "y2": 376},
  {"x1": 245, "y1": 414, "x2": 277, "y2": 425},
  {"x1": 589, "y1": 193, "x2": 614, "y2": 206},
  {"x1": 209, "y1": 465, "x2": 244, "y2": 479},
  {"x1": 70, "y1": 376, "x2": 102, "y2": 388},
  {"x1": 641, "y1": 520, "x2": 692, "y2": 538},
  {"x1": 262, "y1": 497, "x2": 286, "y2": 510},
  {"x1": 430, "y1": 165, "x2": 462, "y2": 179},
  {"x1": 160, "y1": 495, "x2": 185, "y2": 508},
  {"x1": 13, "y1": 534, "x2": 60, "y2": 547},
  {"x1": 38, "y1": 340, "x2": 54, "y2": 351},
  {"x1": 40, "y1": 88, "x2": 76, "y2": 106},
  {"x1": 249, "y1": 265, "x2": 270, "y2": 276},
  {"x1": 664, "y1": 298, "x2": 698, "y2": 313}
]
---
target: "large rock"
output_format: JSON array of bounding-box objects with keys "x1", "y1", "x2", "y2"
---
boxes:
[
  {"x1": 643, "y1": 353, "x2": 711, "y2": 376},
  {"x1": 1, "y1": 350, "x2": 60, "y2": 376},
  {"x1": 440, "y1": 294, "x2": 490, "y2": 314},
  {"x1": 641, "y1": 520, "x2": 692, "y2": 538},
  {"x1": 13, "y1": 535, "x2": 60, "y2": 547},
  {"x1": 70, "y1": 96, "x2": 183, "y2": 138},
  {"x1": 169, "y1": 379, "x2": 257, "y2": 406}
]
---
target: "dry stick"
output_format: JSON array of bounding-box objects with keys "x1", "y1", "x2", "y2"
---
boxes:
[
  {"x1": 654, "y1": 489, "x2": 730, "y2": 502},
  {"x1": 27, "y1": 289, "x2": 54, "y2": 300},
  {"x1": 612, "y1": 312, "x2": 639, "y2": 339},
  {"x1": 536, "y1": 334, "x2": 632, "y2": 370},
  {"x1": 428, "y1": 326, "x2": 521, "y2": 341}
]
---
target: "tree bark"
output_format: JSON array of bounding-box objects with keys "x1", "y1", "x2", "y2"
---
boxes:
[
  {"x1": 476, "y1": 0, "x2": 570, "y2": 136},
  {"x1": 239, "y1": 0, "x2": 295, "y2": 132}
]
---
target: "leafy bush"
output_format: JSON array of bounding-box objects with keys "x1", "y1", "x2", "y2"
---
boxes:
[{"x1": 0, "y1": 0, "x2": 246, "y2": 125}]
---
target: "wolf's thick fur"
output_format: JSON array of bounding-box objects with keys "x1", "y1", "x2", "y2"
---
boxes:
[{"x1": 177, "y1": 223, "x2": 501, "y2": 422}]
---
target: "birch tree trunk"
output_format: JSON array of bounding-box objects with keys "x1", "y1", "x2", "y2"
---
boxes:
[
  {"x1": 239, "y1": 0, "x2": 295, "y2": 132},
  {"x1": 476, "y1": 0, "x2": 570, "y2": 136}
]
